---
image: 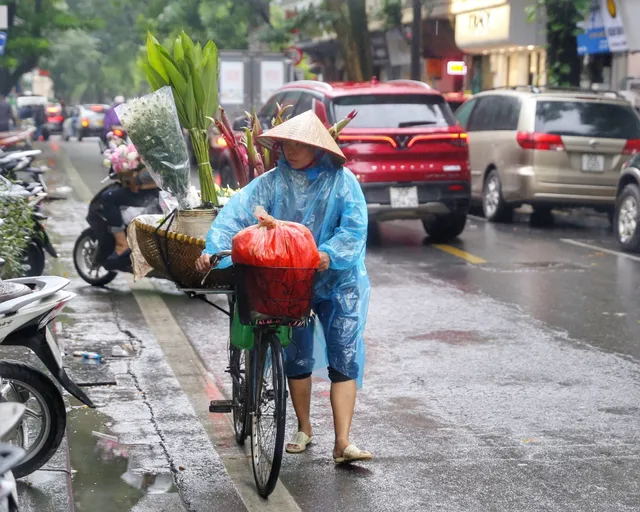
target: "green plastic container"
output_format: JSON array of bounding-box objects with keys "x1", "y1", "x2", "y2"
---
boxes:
[{"x1": 230, "y1": 306, "x2": 292, "y2": 350}]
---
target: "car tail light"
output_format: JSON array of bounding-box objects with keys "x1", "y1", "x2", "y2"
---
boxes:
[
  {"x1": 622, "y1": 139, "x2": 640, "y2": 155},
  {"x1": 216, "y1": 136, "x2": 228, "y2": 147},
  {"x1": 90, "y1": 105, "x2": 104, "y2": 112},
  {"x1": 449, "y1": 184, "x2": 466, "y2": 191},
  {"x1": 338, "y1": 135, "x2": 398, "y2": 148},
  {"x1": 46, "y1": 106, "x2": 59, "y2": 114},
  {"x1": 407, "y1": 132, "x2": 468, "y2": 148},
  {"x1": 81, "y1": 118, "x2": 89, "y2": 128},
  {"x1": 516, "y1": 132, "x2": 565, "y2": 151}
]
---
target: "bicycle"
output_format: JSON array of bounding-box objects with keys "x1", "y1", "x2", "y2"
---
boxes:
[{"x1": 182, "y1": 250, "x2": 315, "y2": 498}]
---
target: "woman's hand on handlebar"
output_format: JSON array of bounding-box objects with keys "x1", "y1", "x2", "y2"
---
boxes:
[
  {"x1": 195, "y1": 254, "x2": 213, "y2": 273},
  {"x1": 318, "y1": 251, "x2": 330, "y2": 272}
]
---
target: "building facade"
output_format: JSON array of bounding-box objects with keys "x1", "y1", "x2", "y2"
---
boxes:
[{"x1": 452, "y1": 0, "x2": 547, "y2": 91}]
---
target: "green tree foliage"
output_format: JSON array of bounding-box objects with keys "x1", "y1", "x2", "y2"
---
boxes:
[
  {"x1": 264, "y1": 0, "x2": 373, "y2": 81},
  {"x1": 527, "y1": 0, "x2": 591, "y2": 87},
  {"x1": 0, "y1": 0, "x2": 87, "y2": 95}
]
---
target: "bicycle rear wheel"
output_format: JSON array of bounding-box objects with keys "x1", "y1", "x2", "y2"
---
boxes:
[
  {"x1": 250, "y1": 331, "x2": 286, "y2": 498},
  {"x1": 230, "y1": 346, "x2": 248, "y2": 444}
]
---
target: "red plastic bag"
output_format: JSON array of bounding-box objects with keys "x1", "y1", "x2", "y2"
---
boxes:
[
  {"x1": 232, "y1": 206, "x2": 320, "y2": 269},
  {"x1": 232, "y1": 206, "x2": 319, "y2": 320}
]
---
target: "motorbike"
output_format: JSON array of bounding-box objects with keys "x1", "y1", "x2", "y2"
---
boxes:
[
  {"x1": 0, "y1": 127, "x2": 36, "y2": 152},
  {"x1": 73, "y1": 170, "x2": 161, "y2": 286},
  {"x1": 0, "y1": 174, "x2": 57, "y2": 277},
  {"x1": 98, "y1": 125, "x2": 127, "y2": 155},
  {"x1": 0, "y1": 403, "x2": 26, "y2": 512},
  {"x1": 0, "y1": 253, "x2": 95, "y2": 478}
]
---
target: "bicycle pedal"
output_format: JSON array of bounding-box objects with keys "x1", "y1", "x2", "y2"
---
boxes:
[{"x1": 209, "y1": 400, "x2": 233, "y2": 413}]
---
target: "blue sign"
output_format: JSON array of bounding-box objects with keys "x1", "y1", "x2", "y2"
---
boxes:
[
  {"x1": 577, "y1": 6, "x2": 610, "y2": 55},
  {"x1": 0, "y1": 32, "x2": 6, "y2": 56}
]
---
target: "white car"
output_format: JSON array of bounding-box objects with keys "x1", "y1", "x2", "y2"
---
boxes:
[{"x1": 62, "y1": 104, "x2": 109, "y2": 141}]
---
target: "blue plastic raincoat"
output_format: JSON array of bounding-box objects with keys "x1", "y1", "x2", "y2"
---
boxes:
[{"x1": 204, "y1": 154, "x2": 370, "y2": 387}]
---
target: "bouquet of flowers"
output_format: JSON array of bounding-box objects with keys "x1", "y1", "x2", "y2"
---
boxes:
[
  {"x1": 115, "y1": 86, "x2": 191, "y2": 208},
  {"x1": 143, "y1": 32, "x2": 220, "y2": 207},
  {"x1": 102, "y1": 137, "x2": 143, "y2": 174}
]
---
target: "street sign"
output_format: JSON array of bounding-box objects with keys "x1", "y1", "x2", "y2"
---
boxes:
[
  {"x1": 0, "y1": 6, "x2": 7, "y2": 30},
  {"x1": 284, "y1": 47, "x2": 303, "y2": 66},
  {"x1": 0, "y1": 32, "x2": 7, "y2": 56}
]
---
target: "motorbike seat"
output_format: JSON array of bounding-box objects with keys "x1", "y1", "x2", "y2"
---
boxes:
[{"x1": 0, "y1": 282, "x2": 32, "y2": 304}]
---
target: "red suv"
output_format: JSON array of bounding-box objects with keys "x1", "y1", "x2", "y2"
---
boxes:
[{"x1": 213, "y1": 79, "x2": 471, "y2": 241}]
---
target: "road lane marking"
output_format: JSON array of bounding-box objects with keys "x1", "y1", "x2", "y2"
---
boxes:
[
  {"x1": 432, "y1": 244, "x2": 487, "y2": 264},
  {"x1": 58, "y1": 146, "x2": 301, "y2": 512},
  {"x1": 560, "y1": 238, "x2": 640, "y2": 263}
]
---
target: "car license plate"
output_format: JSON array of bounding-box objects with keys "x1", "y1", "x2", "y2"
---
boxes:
[
  {"x1": 390, "y1": 186, "x2": 418, "y2": 208},
  {"x1": 581, "y1": 153, "x2": 605, "y2": 172},
  {"x1": 97, "y1": 120, "x2": 103, "y2": 126}
]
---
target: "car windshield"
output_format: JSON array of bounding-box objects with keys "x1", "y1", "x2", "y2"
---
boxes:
[
  {"x1": 535, "y1": 100, "x2": 640, "y2": 139},
  {"x1": 333, "y1": 94, "x2": 454, "y2": 129}
]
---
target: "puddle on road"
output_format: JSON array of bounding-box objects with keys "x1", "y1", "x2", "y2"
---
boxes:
[{"x1": 67, "y1": 401, "x2": 177, "y2": 512}]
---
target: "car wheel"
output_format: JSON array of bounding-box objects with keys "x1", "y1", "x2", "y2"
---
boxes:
[
  {"x1": 615, "y1": 183, "x2": 640, "y2": 253},
  {"x1": 483, "y1": 170, "x2": 513, "y2": 223},
  {"x1": 530, "y1": 206, "x2": 554, "y2": 227},
  {"x1": 423, "y1": 212, "x2": 467, "y2": 242}
]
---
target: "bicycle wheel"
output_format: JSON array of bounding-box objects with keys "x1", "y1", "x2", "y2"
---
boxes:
[
  {"x1": 250, "y1": 331, "x2": 286, "y2": 498},
  {"x1": 230, "y1": 346, "x2": 248, "y2": 444}
]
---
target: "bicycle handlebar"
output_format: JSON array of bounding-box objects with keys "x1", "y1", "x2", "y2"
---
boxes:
[{"x1": 208, "y1": 250, "x2": 232, "y2": 268}]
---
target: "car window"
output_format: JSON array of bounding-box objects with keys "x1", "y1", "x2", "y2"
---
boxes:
[
  {"x1": 332, "y1": 94, "x2": 454, "y2": 129},
  {"x1": 293, "y1": 93, "x2": 315, "y2": 116},
  {"x1": 535, "y1": 101, "x2": 640, "y2": 139},
  {"x1": 467, "y1": 97, "x2": 498, "y2": 131},
  {"x1": 259, "y1": 92, "x2": 286, "y2": 126},
  {"x1": 280, "y1": 91, "x2": 302, "y2": 114},
  {"x1": 493, "y1": 97, "x2": 521, "y2": 130},
  {"x1": 454, "y1": 98, "x2": 476, "y2": 129}
]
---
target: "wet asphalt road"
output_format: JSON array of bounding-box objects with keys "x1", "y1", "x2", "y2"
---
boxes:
[{"x1": 30, "y1": 137, "x2": 640, "y2": 510}]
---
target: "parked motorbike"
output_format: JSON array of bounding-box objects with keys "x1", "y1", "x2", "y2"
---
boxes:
[
  {"x1": 0, "y1": 127, "x2": 36, "y2": 152},
  {"x1": 0, "y1": 259, "x2": 95, "y2": 478},
  {"x1": 73, "y1": 170, "x2": 161, "y2": 286},
  {"x1": 0, "y1": 403, "x2": 26, "y2": 512}
]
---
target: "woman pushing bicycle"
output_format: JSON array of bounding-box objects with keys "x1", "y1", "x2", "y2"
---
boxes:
[{"x1": 195, "y1": 110, "x2": 372, "y2": 464}]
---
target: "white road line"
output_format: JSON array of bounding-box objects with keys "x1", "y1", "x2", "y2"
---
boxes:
[
  {"x1": 560, "y1": 238, "x2": 640, "y2": 263},
  {"x1": 58, "y1": 143, "x2": 301, "y2": 512}
]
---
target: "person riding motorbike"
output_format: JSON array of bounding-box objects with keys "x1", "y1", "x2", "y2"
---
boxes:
[
  {"x1": 100, "y1": 165, "x2": 159, "y2": 263},
  {"x1": 102, "y1": 95, "x2": 125, "y2": 141}
]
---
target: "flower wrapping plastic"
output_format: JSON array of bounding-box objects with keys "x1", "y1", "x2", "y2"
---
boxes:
[{"x1": 115, "y1": 87, "x2": 191, "y2": 208}]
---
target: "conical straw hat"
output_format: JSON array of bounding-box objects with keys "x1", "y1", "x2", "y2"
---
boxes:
[{"x1": 257, "y1": 110, "x2": 346, "y2": 166}]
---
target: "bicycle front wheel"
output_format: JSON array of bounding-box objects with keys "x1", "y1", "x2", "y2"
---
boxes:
[{"x1": 250, "y1": 331, "x2": 286, "y2": 498}]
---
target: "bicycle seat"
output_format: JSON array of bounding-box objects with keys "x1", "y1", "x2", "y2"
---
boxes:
[{"x1": 0, "y1": 282, "x2": 32, "y2": 303}]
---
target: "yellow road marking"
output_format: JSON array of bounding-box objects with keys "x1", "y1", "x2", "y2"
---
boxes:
[{"x1": 432, "y1": 244, "x2": 487, "y2": 265}]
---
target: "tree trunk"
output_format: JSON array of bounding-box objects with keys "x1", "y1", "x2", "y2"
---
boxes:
[
  {"x1": 326, "y1": 0, "x2": 363, "y2": 82},
  {"x1": 347, "y1": 0, "x2": 372, "y2": 81}
]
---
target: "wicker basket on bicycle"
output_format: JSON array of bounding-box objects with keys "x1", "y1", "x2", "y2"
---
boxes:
[
  {"x1": 234, "y1": 265, "x2": 316, "y2": 326},
  {"x1": 133, "y1": 215, "x2": 233, "y2": 289}
]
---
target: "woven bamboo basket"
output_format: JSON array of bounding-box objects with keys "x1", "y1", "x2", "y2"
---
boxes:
[{"x1": 133, "y1": 218, "x2": 233, "y2": 289}]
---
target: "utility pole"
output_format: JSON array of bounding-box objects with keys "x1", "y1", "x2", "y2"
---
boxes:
[{"x1": 410, "y1": 0, "x2": 421, "y2": 80}]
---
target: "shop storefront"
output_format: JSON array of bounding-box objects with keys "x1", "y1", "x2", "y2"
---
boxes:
[{"x1": 452, "y1": 0, "x2": 547, "y2": 90}]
